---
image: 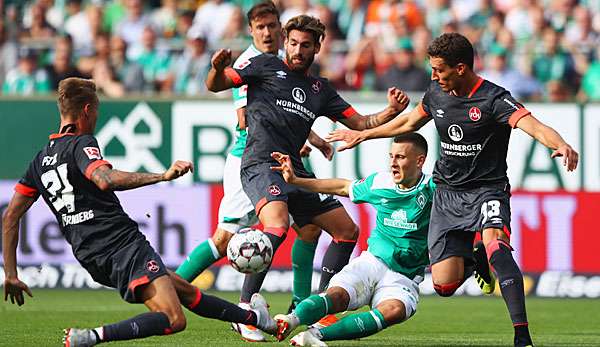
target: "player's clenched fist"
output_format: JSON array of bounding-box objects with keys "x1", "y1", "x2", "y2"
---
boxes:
[
  {"x1": 211, "y1": 49, "x2": 232, "y2": 71},
  {"x1": 163, "y1": 160, "x2": 194, "y2": 181},
  {"x1": 387, "y1": 87, "x2": 410, "y2": 113}
]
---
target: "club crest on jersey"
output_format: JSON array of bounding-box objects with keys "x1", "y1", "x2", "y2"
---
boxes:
[
  {"x1": 83, "y1": 147, "x2": 102, "y2": 160},
  {"x1": 448, "y1": 124, "x2": 463, "y2": 142},
  {"x1": 416, "y1": 193, "x2": 427, "y2": 209},
  {"x1": 292, "y1": 87, "x2": 306, "y2": 103},
  {"x1": 312, "y1": 81, "x2": 321, "y2": 93},
  {"x1": 268, "y1": 184, "x2": 281, "y2": 196},
  {"x1": 468, "y1": 106, "x2": 482, "y2": 121},
  {"x1": 146, "y1": 260, "x2": 160, "y2": 273}
]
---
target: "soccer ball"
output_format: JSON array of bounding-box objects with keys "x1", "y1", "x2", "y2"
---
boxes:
[{"x1": 227, "y1": 228, "x2": 273, "y2": 274}]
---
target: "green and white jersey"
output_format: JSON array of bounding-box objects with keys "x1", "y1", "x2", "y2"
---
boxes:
[
  {"x1": 349, "y1": 172, "x2": 435, "y2": 279},
  {"x1": 229, "y1": 44, "x2": 284, "y2": 157}
]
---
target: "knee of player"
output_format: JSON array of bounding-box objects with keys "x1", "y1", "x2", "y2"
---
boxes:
[
  {"x1": 167, "y1": 311, "x2": 187, "y2": 333},
  {"x1": 381, "y1": 302, "x2": 407, "y2": 325},
  {"x1": 335, "y1": 223, "x2": 359, "y2": 241},
  {"x1": 295, "y1": 224, "x2": 321, "y2": 243},
  {"x1": 211, "y1": 233, "x2": 232, "y2": 256},
  {"x1": 325, "y1": 287, "x2": 350, "y2": 312},
  {"x1": 433, "y1": 280, "x2": 461, "y2": 297}
]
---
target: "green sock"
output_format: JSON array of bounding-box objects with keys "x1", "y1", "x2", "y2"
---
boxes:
[
  {"x1": 176, "y1": 239, "x2": 221, "y2": 282},
  {"x1": 295, "y1": 294, "x2": 334, "y2": 326},
  {"x1": 320, "y1": 309, "x2": 388, "y2": 341},
  {"x1": 292, "y1": 239, "x2": 317, "y2": 305}
]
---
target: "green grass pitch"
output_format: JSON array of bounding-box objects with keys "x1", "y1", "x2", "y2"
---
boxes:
[{"x1": 1, "y1": 289, "x2": 599, "y2": 346}]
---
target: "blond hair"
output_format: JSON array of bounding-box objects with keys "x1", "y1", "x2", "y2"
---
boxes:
[{"x1": 57, "y1": 78, "x2": 98, "y2": 118}]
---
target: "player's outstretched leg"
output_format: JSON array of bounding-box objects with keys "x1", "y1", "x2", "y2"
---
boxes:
[
  {"x1": 237, "y1": 225, "x2": 288, "y2": 341},
  {"x1": 275, "y1": 286, "x2": 348, "y2": 341},
  {"x1": 473, "y1": 240, "x2": 496, "y2": 294},
  {"x1": 64, "y1": 275, "x2": 186, "y2": 346},
  {"x1": 294, "y1": 306, "x2": 391, "y2": 345},
  {"x1": 175, "y1": 228, "x2": 232, "y2": 282},
  {"x1": 484, "y1": 234, "x2": 533, "y2": 347},
  {"x1": 168, "y1": 271, "x2": 276, "y2": 334}
]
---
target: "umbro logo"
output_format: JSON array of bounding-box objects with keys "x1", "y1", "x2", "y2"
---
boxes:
[
  {"x1": 436, "y1": 109, "x2": 444, "y2": 117},
  {"x1": 276, "y1": 70, "x2": 287, "y2": 79}
]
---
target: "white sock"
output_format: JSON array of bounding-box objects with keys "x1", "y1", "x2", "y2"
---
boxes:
[{"x1": 93, "y1": 327, "x2": 104, "y2": 341}]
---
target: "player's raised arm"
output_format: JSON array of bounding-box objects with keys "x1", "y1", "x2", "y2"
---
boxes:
[
  {"x1": 270, "y1": 151, "x2": 351, "y2": 196},
  {"x1": 206, "y1": 49, "x2": 236, "y2": 92},
  {"x1": 89, "y1": 160, "x2": 194, "y2": 191},
  {"x1": 327, "y1": 102, "x2": 432, "y2": 152},
  {"x1": 513, "y1": 115, "x2": 579, "y2": 171},
  {"x1": 339, "y1": 87, "x2": 410, "y2": 131},
  {"x1": 3, "y1": 192, "x2": 36, "y2": 306}
]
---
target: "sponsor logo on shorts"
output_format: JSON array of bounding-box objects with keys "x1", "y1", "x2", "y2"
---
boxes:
[
  {"x1": 468, "y1": 106, "x2": 481, "y2": 121},
  {"x1": 147, "y1": 260, "x2": 160, "y2": 273},
  {"x1": 292, "y1": 87, "x2": 306, "y2": 103},
  {"x1": 268, "y1": 185, "x2": 281, "y2": 196}
]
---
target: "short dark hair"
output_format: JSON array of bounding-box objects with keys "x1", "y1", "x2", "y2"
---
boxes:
[
  {"x1": 284, "y1": 15, "x2": 326, "y2": 44},
  {"x1": 427, "y1": 33, "x2": 474, "y2": 70},
  {"x1": 57, "y1": 78, "x2": 98, "y2": 118},
  {"x1": 247, "y1": 1, "x2": 279, "y2": 25},
  {"x1": 393, "y1": 133, "x2": 428, "y2": 156}
]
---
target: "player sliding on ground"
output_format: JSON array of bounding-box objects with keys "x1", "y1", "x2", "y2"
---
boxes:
[
  {"x1": 327, "y1": 33, "x2": 579, "y2": 347},
  {"x1": 2, "y1": 78, "x2": 276, "y2": 347},
  {"x1": 270, "y1": 133, "x2": 434, "y2": 346}
]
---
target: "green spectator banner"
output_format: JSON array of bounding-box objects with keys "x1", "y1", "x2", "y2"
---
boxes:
[{"x1": 0, "y1": 99, "x2": 594, "y2": 191}]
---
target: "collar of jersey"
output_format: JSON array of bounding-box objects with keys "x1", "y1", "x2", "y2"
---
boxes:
[
  {"x1": 249, "y1": 44, "x2": 285, "y2": 60},
  {"x1": 49, "y1": 132, "x2": 75, "y2": 139},
  {"x1": 249, "y1": 44, "x2": 262, "y2": 55},
  {"x1": 394, "y1": 173, "x2": 425, "y2": 194}
]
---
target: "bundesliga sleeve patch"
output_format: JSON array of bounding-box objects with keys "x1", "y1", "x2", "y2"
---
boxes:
[
  {"x1": 236, "y1": 60, "x2": 250, "y2": 69},
  {"x1": 83, "y1": 147, "x2": 102, "y2": 160}
]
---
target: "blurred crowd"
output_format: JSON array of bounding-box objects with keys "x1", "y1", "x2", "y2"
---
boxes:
[{"x1": 1, "y1": 0, "x2": 600, "y2": 102}]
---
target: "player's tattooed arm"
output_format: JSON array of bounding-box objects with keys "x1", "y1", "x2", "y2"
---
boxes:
[
  {"x1": 329, "y1": 104, "x2": 431, "y2": 152},
  {"x1": 89, "y1": 161, "x2": 194, "y2": 191},
  {"x1": 341, "y1": 88, "x2": 410, "y2": 130}
]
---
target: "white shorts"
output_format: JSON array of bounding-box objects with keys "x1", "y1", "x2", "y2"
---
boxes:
[
  {"x1": 217, "y1": 154, "x2": 258, "y2": 233},
  {"x1": 328, "y1": 251, "x2": 420, "y2": 320}
]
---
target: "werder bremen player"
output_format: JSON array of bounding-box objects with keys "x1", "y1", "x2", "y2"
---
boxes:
[
  {"x1": 269, "y1": 133, "x2": 433, "y2": 346},
  {"x1": 175, "y1": 2, "x2": 339, "y2": 341}
]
